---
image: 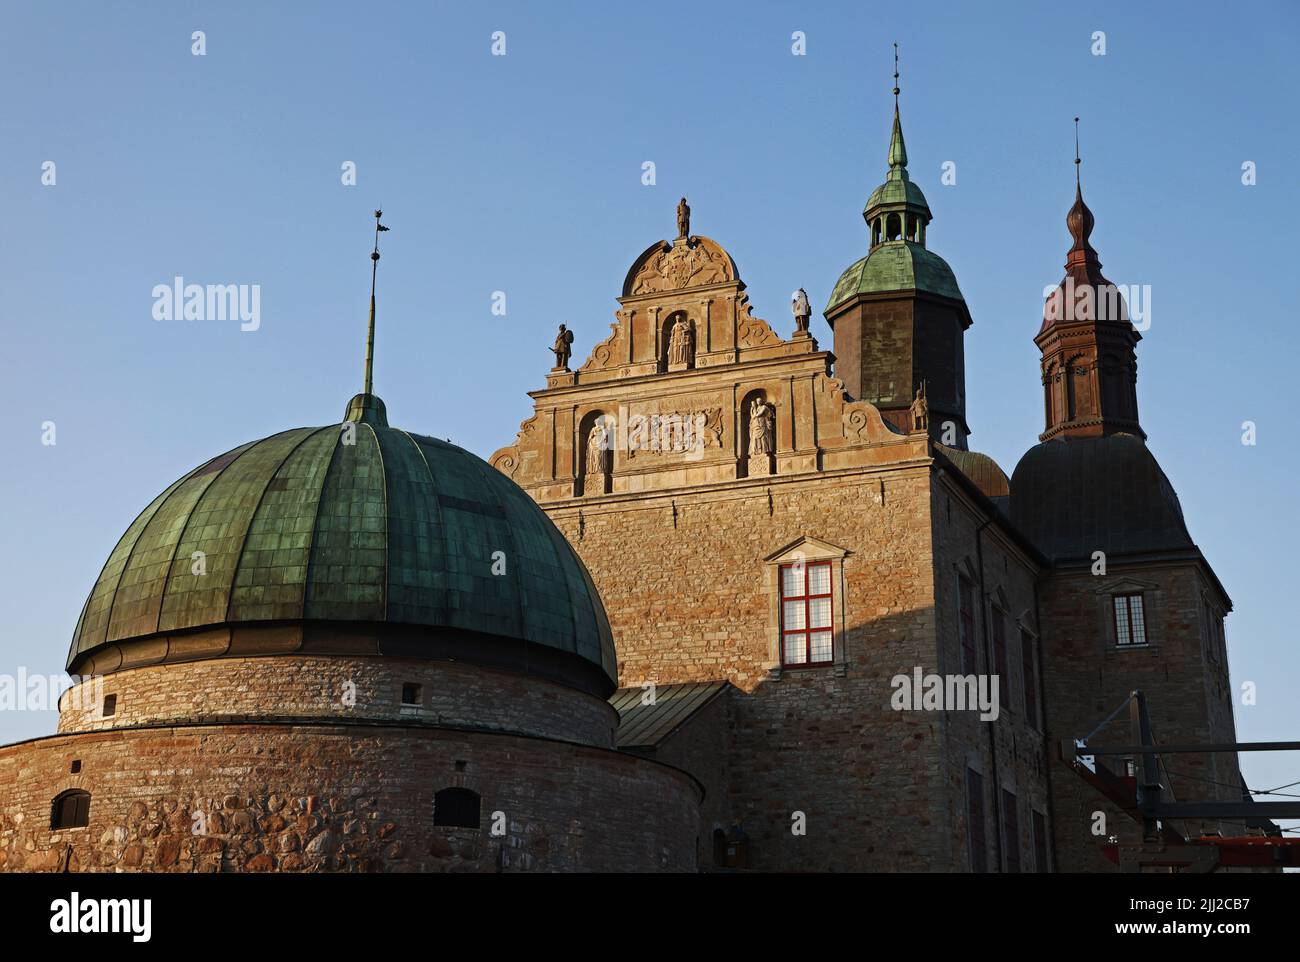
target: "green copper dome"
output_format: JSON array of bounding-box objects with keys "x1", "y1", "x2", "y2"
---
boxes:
[
  {"x1": 67, "y1": 394, "x2": 617, "y2": 693},
  {"x1": 864, "y1": 176, "x2": 931, "y2": 219},
  {"x1": 826, "y1": 241, "x2": 964, "y2": 311}
]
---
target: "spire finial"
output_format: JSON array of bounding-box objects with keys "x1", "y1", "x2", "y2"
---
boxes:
[
  {"x1": 363, "y1": 208, "x2": 390, "y2": 396},
  {"x1": 887, "y1": 43, "x2": 907, "y2": 171},
  {"x1": 1073, "y1": 117, "x2": 1082, "y2": 191},
  {"x1": 892, "y1": 42, "x2": 900, "y2": 108}
]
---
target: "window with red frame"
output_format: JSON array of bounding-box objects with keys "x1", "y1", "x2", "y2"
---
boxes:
[
  {"x1": 780, "y1": 561, "x2": 833, "y2": 667},
  {"x1": 1113, "y1": 593, "x2": 1147, "y2": 646}
]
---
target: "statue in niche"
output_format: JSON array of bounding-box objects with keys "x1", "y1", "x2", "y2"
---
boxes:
[
  {"x1": 667, "y1": 316, "x2": 694, "y2": 368},
  {"x1": 791, "y1": 288, "x2": 811, "y2": 334},
  {"x1": 549, "y1": 324, "x2": 574, "y2": 370},
  {"x1": 910, "y1": 382, "x2": 929, "y2": 432},
  {"x1": 676, "y1": 196, "x2": 690, "y2": 239},
  {"x1": 748, "y1": 398, "x2": 774, "y2": 456},
  {"x1": 586, "y1": 419, "x2": 610, "y2": 477}
]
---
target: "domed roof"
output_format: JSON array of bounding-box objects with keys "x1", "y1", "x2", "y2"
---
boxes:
[
  {"x1": 864, "y1": 177, "x2": 931, "y2": 219},
  {"x1": 827, "y1": 241, "x2": 964, "y2": 312},
  {"x1": 1010, "y1": 434, "x2": 1193, "y2": 564},
  {"x1": 68, "y1": 394, "x2": 617, "y2": 694},
  {"x1": 935, "y1": 444, "x2": 1010, "y2": 501}
]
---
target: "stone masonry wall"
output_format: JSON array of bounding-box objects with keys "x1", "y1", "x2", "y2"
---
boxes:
[
  {"x1": 0, "y1": 722, "x2": 699, "y2": 873},
  {"x1": 544, "y1": 464, "x2": 953, "y2": 870},
  {"x1": 56, "y1": 655, "x2": 617, "y2": 748},
  {"x1": 930, "y1": 475, "x2": 1053, "y2": 872},
  {"x1": 1039, "y1": 561, "x2": 1243, "y2": 872}
]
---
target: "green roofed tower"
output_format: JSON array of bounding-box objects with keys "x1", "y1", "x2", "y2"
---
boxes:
[{"x1": 825, "y1": 51, "x2": 972, "y2": 448}]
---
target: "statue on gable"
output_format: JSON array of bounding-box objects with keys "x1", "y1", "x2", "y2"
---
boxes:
[
  {"x1": 748, "y1": 398, "x2": 774, "y2": 456},
  {"x1": 549, "y1": 324, "x2": 574, "y2": 370},
  {"x1": 910, "y1": 382, "x2": 929, "y2": 433},
  {"x1": 667, "y1": 316, "x2": 694, "y2": 368},
  {"x1": 586, "y1": 419, "x2": 611, "y2": 477},
  {"x1": 791, "y1": 288, "x2": 811, "y2": 335},
  {"x1": 676, "y1": 196, "x2": 690, "y2": 239}
]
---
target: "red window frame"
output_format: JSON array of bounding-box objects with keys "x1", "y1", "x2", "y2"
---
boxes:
[
  {"x1": 958, "y1": 578, "x2": 977, "y2": 675},
  {"x1": 779, "y1": 561, "x2": 834, "y2": 667},
  {"x1": 1113, "y1": 593, "x2": 1147, "y2": 646}
]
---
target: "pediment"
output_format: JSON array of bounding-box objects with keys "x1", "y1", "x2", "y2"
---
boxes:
[
  {"x1": 1091, "y1": 575, "x2": 1158, "y2": 595},
  {"x1": 765, "y1": 536, "x2": 849, "y2": 564}
]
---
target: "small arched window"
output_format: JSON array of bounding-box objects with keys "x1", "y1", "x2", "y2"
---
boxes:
[
  {"x1": 433, "y1": 787, "x2": 481, "y2": 829},
  {"x1": 51, "y1": 789, "x2": 91, "y2": 830},
  {"x1": 886, "y1": 213, "x2": 902, "y2": 241}
]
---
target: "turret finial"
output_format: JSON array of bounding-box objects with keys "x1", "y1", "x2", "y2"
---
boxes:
[
  {"x1": 363, "y1": 208, "x2": 390, "y2": 396},
  {"x1": 892, "y1": 42, "x2": 900, "y2": 107},
  {"x1": 1073, "y1": 117, "x2": 1082, "y2": 191}
]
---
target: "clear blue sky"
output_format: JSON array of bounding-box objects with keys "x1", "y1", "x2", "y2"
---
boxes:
[{"x1": 2, "y1": 1, "x2": 1297, "y2": 824}]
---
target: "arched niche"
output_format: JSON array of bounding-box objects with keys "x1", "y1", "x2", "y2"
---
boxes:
[{"x1": 577, "y1": 409, "x2": 613, "y2": 497}]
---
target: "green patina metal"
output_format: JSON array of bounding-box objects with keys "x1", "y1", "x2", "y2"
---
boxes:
[
  {"x1": 825, "y1": 102, "x2": 965, "y2": 313},
  {"x1": 827, "y1": 241, "x2": 964, "y2": 308},
  {"x1": 67, "y1": 393, "x2": 616, "y2": 682}
]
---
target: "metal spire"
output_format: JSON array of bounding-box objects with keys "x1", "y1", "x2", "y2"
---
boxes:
[
  {"x1": 893, "y1": 42, "x2": 900, "y2": 109},
  {"x1": 364, "y1": 209, "x2": 389, "y2": 396},
  {"x1": 1073, "y1": 117, "x2": 1082, "y2": 191}
]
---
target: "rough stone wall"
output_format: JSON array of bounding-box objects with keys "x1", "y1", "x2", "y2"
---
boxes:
[
  {"x1": 56, "y1": 655, "x2": 617, "y2": 748},
  {"x1": 545, "y1": 464, "x2": 953, "y2": 870},
  {"x1": 644, "y1": 687, "x2": 730, "y2": 869},
  {"x1": 0, "y1": 723, "x2": 699, "y2": 873},
  {"x1": 1038, "y1": 561, "x2": 1242, "y2": 872},
  {"x1": 930, "y1": 476, "x2": 1053, "y2": 872}
]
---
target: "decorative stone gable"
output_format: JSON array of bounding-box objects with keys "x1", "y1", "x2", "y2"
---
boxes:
[{"x1": 491, "y1": 211, "x2": 928, "y2": 500}]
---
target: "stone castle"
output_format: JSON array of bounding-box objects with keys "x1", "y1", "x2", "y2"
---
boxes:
[{"x1": 0, "y1": 95, "x2": 1246, "y2": 872}]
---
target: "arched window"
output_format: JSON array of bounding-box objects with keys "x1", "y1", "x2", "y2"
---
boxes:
[
  {"x1": 51, "y1": 789, "x2": 90, "y2": 830},
  {"x1": 871, "y1": 218, "x2": 882, "y2": 246},
  {"x1": 886, "y1": 213, "x2": 902, "y2": 241},
  {"x1": 433, "y1": 787, "x2": 481, "y2": 829}
]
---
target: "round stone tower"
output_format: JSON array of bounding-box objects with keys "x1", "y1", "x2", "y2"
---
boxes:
[{"x1": 0, "y1": 223, "x2": 701, "y2": 872}]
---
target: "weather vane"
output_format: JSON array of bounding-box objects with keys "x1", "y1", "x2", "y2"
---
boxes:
[
  {"x1": 364, "y1": 209, "x2": 390, "y2": 396},
  {"x1": 1074, "y1": 117, "x2": 1082, "y2": 186},
  {"x1": 893, "y1": 42, "x2": 900, "y2": 107}
]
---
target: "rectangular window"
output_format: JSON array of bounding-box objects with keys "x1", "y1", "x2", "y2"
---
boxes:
[
  {"x1": 1001, "y1": 789, "x2": 1020, "y2": 873},
  {"x1": 779, "y1": 561, "x2": 834, "y2": 667},
  {"x1": 1032, "y1": 810, "x2": 1049, "y2": 873},
  {"x1": 966, "y1": 768, "x2": 986, "y2": 873},
  {"x1": 958, "y1": 578, "x2": 977, "y2": 675},
  {"x1": 400, "y1": 683, "x2": 421, "y2": 706},
  {"x1": 1113, "y1": 594, "x2": 1147, "y2": 646},
  {"x1": 1021, "y1": 629, "x2": 1038, "y2": 726},
  {"x1": 991, "y1": 611, "x2": 1010, "y2": 710}
]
